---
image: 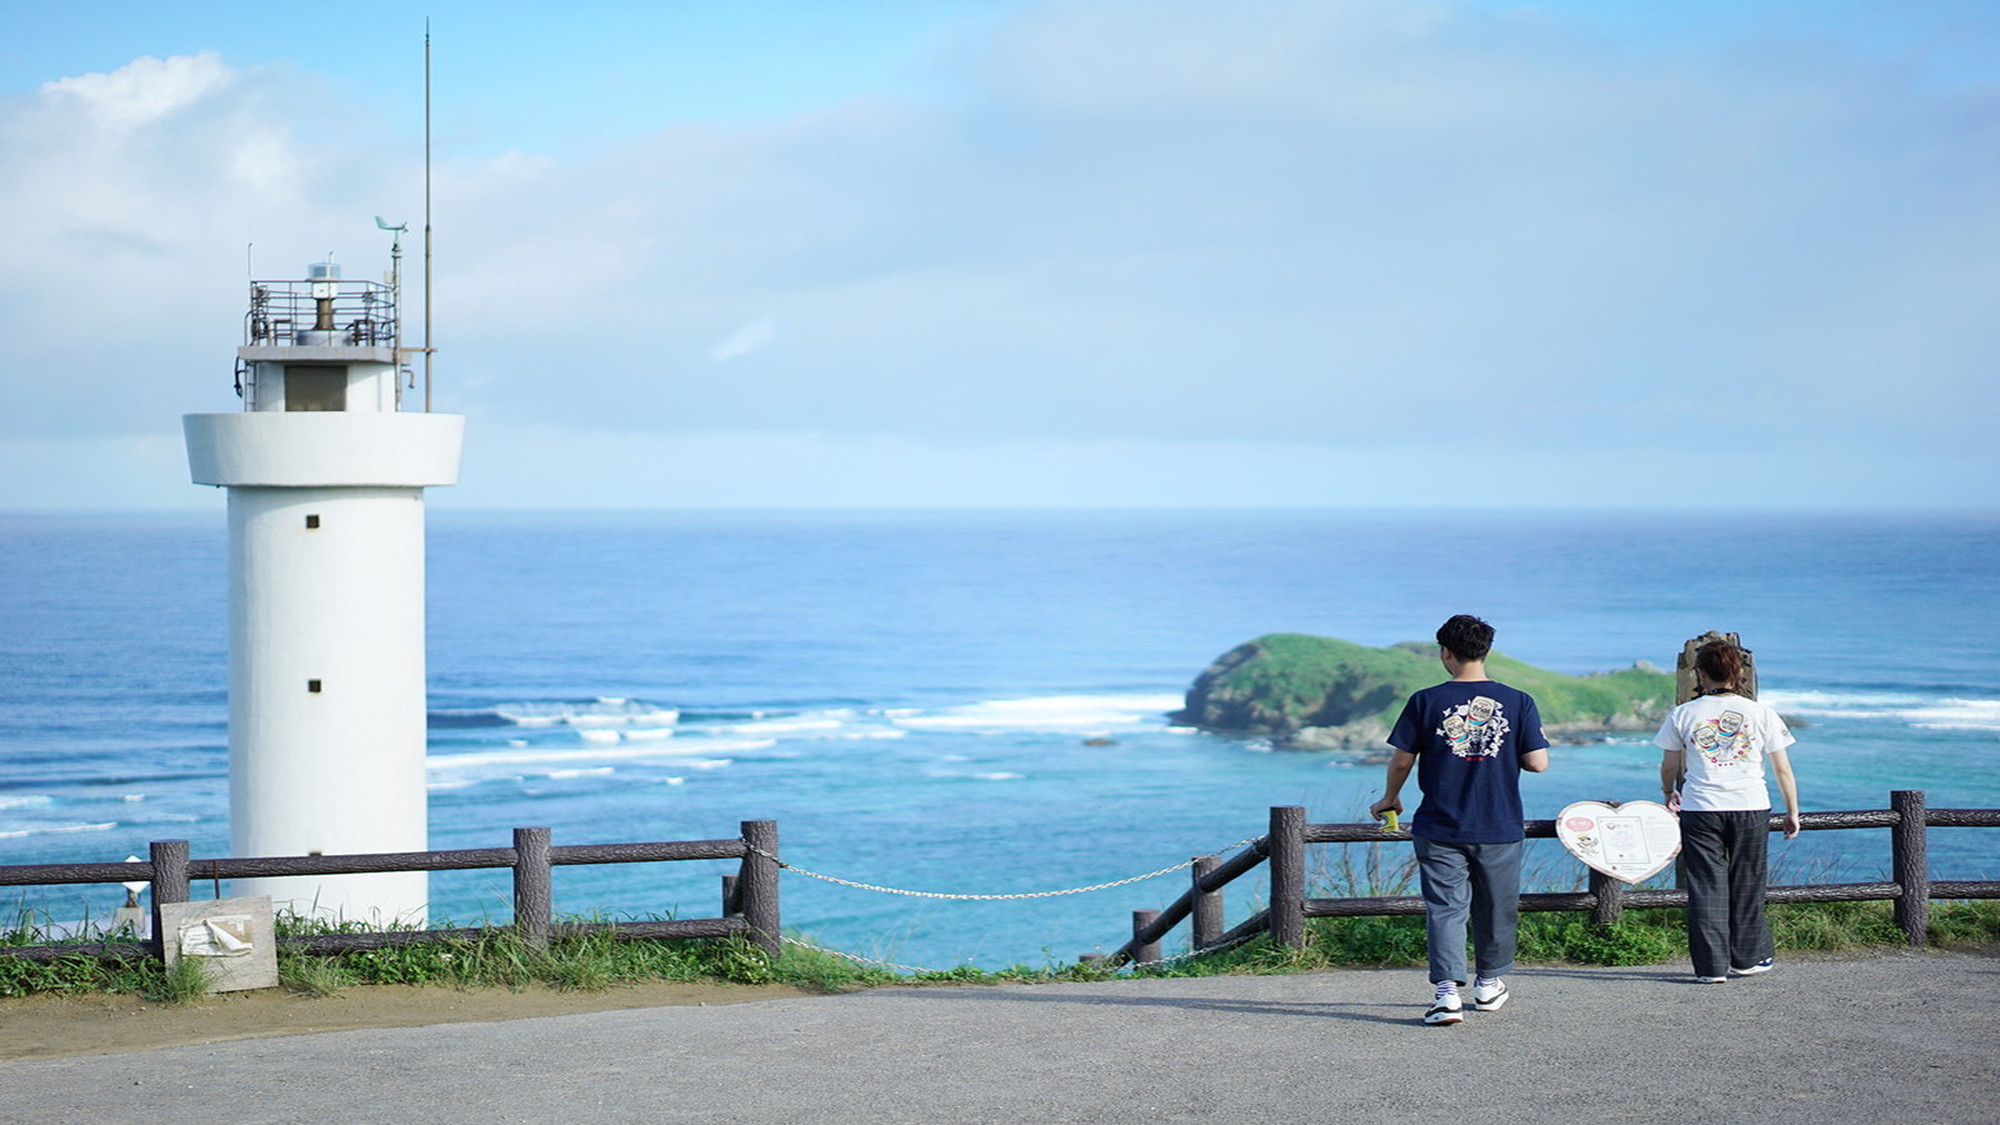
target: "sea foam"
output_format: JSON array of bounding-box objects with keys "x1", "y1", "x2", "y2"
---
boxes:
[
  {"x1": 487, "y1": 699, "x2": 682, "y2": 728},
  {"x1": 890, "y1": 693, "x2": 1182, "y2": 733},
  {"x1": 1764, "y1": 689, "x2": 2000, "y2": 731},
  {"x1": 427, "y1": 738, "x2": 775, "y2": 771},
  {"x1": 0, "y1": 821, "x2": 118, "y2": 840}
]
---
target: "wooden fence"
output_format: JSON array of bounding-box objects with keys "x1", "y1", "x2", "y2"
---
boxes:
[
  {"x1": 0, "y1": 821, "x2": 780, "y2": 964},
  {"x1": 1105, "y1": 790, "x2": 2000, "y2": 966},
  {"x1": 9, "y1": 791, "x2": 1996, "y2": 974}
]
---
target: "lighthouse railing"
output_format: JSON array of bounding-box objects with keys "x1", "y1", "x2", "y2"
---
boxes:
[{"x1": 245, "y1": 277, "x2": 398, "y2": 348}]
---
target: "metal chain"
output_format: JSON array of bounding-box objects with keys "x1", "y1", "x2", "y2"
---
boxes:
[
  {"x1": 1124, "y1": 928, "x2": 1260, "y2": 970},
  {"x1": 781, "y1": 931, "x2": 1257, "y2": 976},
  {"x1": 780, "y1": 935, "x2": 943, "y2": 976},
  {"x1": 744, "y1": 837, "x2": 1262, "y2": 901}
]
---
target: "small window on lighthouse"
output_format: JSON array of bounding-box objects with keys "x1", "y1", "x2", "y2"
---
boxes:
[
  {"x1": 305, "y1": 514, "x2": 321, "y2": 529},
  {"x1": 285, "y1": 367, "x2": 347, "y2": 412},
  {"x1": 307, "y1": 679, "x2": 323, "y2": 693}
]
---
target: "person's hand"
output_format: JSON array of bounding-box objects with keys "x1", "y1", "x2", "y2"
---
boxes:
[
  {"x1": 1665, "y1": 790, "x2": 1681, "y2": 813},
  {"x1": 1369, "y1": 795, "x2": 1401, "y2": 820},
  {"x1": 1782, "y1": 810, "x2": 1802, "y2": 840}
]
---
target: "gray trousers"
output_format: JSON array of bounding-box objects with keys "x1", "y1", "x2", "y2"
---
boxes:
[
  {"x1": 1413, "y1": 836, "x2": 1523, "y2": 986},
  {"x1": 1679, "y1": 809, "x2": 1776, "y2": 977}
]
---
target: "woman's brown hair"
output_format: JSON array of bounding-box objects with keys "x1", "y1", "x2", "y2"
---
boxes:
[{"x1": 1695, "y1": 639, "x2": 1746, "y2": 694}]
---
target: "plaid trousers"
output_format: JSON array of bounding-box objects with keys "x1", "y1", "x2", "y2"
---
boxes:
[{"x1": 1679, "y1": 809, "x2": 1776, "y2": 977}]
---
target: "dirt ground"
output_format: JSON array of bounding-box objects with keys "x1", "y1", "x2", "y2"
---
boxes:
[{"x1": 0, "y1": 979, "x2": 815, "y2": 1062}]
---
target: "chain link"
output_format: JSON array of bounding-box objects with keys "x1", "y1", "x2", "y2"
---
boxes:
[
  {"x1": 1123, "y1": 928, "x2": 1260, "y2": 970},
  {"x1": 744, "y1": 836, "x2": 1262, "y2": 901},
  {"x1": 780, "y1": 935, "x2": 945, "y2": 976},
  {"x1": 781, "y1": 930, "x2": 1257, "y2": 976}
]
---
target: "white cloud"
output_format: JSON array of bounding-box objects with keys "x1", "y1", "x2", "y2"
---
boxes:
[
  {"x1": 0, "y1": 433, "x2": 217, "y2": 509},
  {"x1": 0, "y1": 52, "x2": 401, "y2": 441},
  {"x1": 708, "y1": 317, "x2": 778, "y2": 360},
  {"x1": 3, "y1": 3, "x2": 1997, "y2": 508},
  {"x1": 38, "y1": 52, "x2": 232, "y2": 132},
  {"x1": 441, "y1": 423, "x2": 1995, "y2": 510}
]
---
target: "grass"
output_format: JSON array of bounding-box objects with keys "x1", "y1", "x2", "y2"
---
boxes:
[
  {"x1": 4, "y1": 897, "x2": 1997, "y2": 1002},
  {"x1": 1134, "y1": 899, "x2": 2000, "y2": 979},
  {"x1": 0, "y1": 906, "x2": 219, "y2": 1003},
  {"x1": 0, "y1": 904, "x2": 1119, "y2": 1001}
]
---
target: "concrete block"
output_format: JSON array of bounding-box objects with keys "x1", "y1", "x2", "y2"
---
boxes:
[{"x1": 159, "y1": 896, "x2": 279, "y2": 994}]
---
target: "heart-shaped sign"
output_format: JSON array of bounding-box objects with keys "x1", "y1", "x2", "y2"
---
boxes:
[{"x1": 1555, "y1": 800, "x2": 1681, "y2": 884}]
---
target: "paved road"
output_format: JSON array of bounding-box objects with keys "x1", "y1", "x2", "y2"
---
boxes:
[{"x1": 4, "y1": 950, "x2": 1994, "y2": 1123}]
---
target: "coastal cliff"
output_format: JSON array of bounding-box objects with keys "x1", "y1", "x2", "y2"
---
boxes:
[{"x1": 1170, "y1": 633, "x2": 1673, "y2": 749}]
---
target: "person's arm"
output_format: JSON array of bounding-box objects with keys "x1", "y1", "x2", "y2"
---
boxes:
[
  {"x1": 1659, "y1": 748, "x2": 1685, "y2": 813},
  {"x1": 1518, "y1": 695, "x2": 1551, "y2": 773},
  {"x1": 1767, "y1": 748, "x2": 1801, "y2": 839},
  {"x1": 1369, "y1": 749, "x2": 1418, "y2": 820}
]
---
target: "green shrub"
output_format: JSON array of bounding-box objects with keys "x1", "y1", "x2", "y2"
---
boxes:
[{"x1": 1526, "y1": 918, "x2": 1682, "y2": 965}]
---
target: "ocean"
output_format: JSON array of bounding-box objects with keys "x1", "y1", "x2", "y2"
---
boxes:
[{"x1": 3, "y1": 508, "x2": 1997, "y2": 969}]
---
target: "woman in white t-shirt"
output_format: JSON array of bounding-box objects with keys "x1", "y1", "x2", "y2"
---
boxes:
[{"x1": 1656, "y1": 639, "x2": 1802, "y2": 984}]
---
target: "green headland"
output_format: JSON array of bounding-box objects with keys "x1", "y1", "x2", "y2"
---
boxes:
[{"x1": 1171, "y1": 633, "x2": 1675, "y2": 749}]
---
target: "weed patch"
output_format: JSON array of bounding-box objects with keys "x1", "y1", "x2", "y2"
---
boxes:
[{"x1": 3, "y1": 900, "x2": 1998, "y2": 1000}]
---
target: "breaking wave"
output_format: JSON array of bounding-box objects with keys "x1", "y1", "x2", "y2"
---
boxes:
[{"x1": 1764, "y1": 689, "x2": 2000, "y2": 732}]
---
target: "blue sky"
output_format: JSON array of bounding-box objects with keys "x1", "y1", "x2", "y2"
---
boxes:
[{"x1": 2, "y1": 0, "x2": 1996, "y2": 509}]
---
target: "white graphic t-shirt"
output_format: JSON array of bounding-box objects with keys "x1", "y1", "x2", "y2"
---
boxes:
[{"x1": 1654, "y1": 693, "x2": 1796, "y2": 812}]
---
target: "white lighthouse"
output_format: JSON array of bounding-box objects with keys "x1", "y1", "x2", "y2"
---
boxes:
[{"x1": 184, "y1": 248, "x2": 461, "y2": 925}]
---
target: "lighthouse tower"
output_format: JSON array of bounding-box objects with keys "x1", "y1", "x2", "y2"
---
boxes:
[{"x1": 184, "y1": 251, "x2": 461, "y2": 924}]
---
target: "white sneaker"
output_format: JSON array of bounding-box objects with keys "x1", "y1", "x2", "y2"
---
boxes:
[
  {"x1": 1729, "y1": 958, "x2": 1775, "y2": 977},
  {"x1": 1471, "y1": 977, "x2": 1508, "y2": 1011},
  {"x1": 1424, "y1": 983, "x2": 1464, "y2": 1025}
]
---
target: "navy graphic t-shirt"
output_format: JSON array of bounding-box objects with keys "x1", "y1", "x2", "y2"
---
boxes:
[{"x1": 1388, "y1": 680, "x2": 1548, "y2": 843}]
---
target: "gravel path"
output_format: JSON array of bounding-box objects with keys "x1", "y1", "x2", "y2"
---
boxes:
[{"x1": 4, "y1": 949, "x2": 1994, "y2": 1123}]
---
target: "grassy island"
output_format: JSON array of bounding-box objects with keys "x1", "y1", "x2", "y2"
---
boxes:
[{"x1": 1171, "y1": 633, "x2": 1675, "y2": 749}]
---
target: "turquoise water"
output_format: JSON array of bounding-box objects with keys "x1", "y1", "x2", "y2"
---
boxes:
[{"x1": 2, "y1": 509, "x2": 1996, "y2": 967}]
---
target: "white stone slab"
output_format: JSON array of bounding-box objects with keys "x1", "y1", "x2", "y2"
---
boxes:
[{"x1": 159, "y1": 895, "x2": 279, "y2": 993}]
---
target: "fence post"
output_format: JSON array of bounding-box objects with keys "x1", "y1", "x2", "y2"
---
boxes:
[
  {"x1": 740, "y1": 820, "x2": 781, "y2": 959},
  {"x1": 514, "y1": 827, "x2": 552, "y2": 950},
  {"x1": 1192, "y1": 854, "x2": 1223, "y2": 950},
  {"x1": 1891, "y1": 790, "x2": 1929, "y2": 947},
  {"x1": 1588, "y1": 867, "x2": 1624, "y2": 930},
  {"x1": 721, "y1": 874, "x2": 741, "y2": 919},
  {"x1": 148, "y1": 840, "x2": 189, "y2": 962},
  {"x1": 1132, "y1": 909, "x2": 1162, "y2": 965},
  {"x1": 1269, "y1": 806, "x2": 1305, "y2": 950}
]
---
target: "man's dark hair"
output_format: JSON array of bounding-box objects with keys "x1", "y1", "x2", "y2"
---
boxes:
[{"x1": 1437, "y1": 614, "x2": 1495, "y2": 662}]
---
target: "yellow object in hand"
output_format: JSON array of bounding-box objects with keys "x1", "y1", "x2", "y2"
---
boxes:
[{"x1": 1383, "y1": 810, "x2": 1400, "y2": 833}]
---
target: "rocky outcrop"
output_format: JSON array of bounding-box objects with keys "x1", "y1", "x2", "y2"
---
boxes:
[{"x1": 1171, "y1": 633, "x2": 1674, "y2": 750}]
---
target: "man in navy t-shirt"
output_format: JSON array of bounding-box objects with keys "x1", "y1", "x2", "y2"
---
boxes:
[{"x1": 1370, "y1": 614, "x2": 1550, "y2": 1025}]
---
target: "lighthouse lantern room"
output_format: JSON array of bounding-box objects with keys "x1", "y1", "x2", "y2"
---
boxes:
[{"x1": 184, "y1": 245, "x2": 462, "y2": 925}]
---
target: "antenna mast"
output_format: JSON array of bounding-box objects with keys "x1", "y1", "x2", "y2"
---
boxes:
[{"x1": 423, "y1": 24, "x2": 434, "y2": 412}]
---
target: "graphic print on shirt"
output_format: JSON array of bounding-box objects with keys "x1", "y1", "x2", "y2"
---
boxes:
[
  {"x1": 1437, "y1": 695, "x2": 1510, "y2": 759},
  {"x1": 1690, "y1": 710, "x2": 1754, "y2": 766}
]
